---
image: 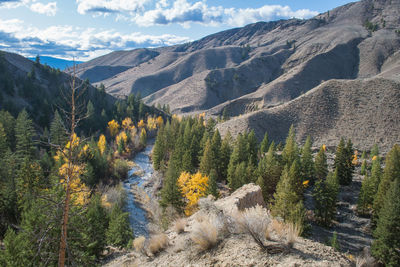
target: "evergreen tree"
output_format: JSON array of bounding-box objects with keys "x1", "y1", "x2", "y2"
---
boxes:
[
  {"x1": 106, "y1": 206, "x2": 133, "y2": 248},
  {"x1": 371, "y1": 144, "x2": 379, "y2": 158},
  {"x1": 256, "y1": 142, "x2": 282, "y2": 202},
  {"x1": 0, "y1": 110, "x2": 15, "y2": 150},
  {"x1": 334, "y1": 138, "x2": 353, "y2": 185},
  {"x1": 372, "y1": 179, "x2": 400, "y2": 266},
  {"x1": 160, "y1": 151, "x2": 184, "y2": 211},
  {"x1": 139, "y1": 128, "x2": 147, "y2": 147},
  {"x1": 222, "y1": 107, "x2": 229, "y2": 121},
  {"x1": 358, "y1": 155, "x2": 382, "y2": 215},
  {"x1": 373, "y1": 145, "x2": 400, "y2": 223},
  {"x1": 0, "y1": 123, "x2": 7, "y2": 156},
  {"x1": 15, "y1": 109, "x2": 36, "y2": 160},
  {"x1": 199, "y1": 139, "x2": 214, "y2": 176},
  {"x1": 360, "y1": 159, "x2": 368, "y2": 176},
  {"x1": 315, "y1": 145, "x2": 328, "y2": 181},
  {"x1": 282, "y1": 125, "x2": 299, "y2": 166},
  {"x1": 259, "y1": 132, "x2": 269, "y2": 156},
  {"x1": 301, "y1": 136, "x2": 314, "y2": 183},
  {"x1": 210, "y1": 129, "x2": 221, "y2": 175},
  {"x1": 247, "y1": 130, "x2": 258, "y2": 166},
  {"x1": 313, "y1": 172, "x2": 339, "y2": 226},
  {"x1": 207, "y1": 169, "x2": 218, "y2": 198},
  {"x1": 219, "y1": 131, "x2": 232, "y2": 182},
  {"x1": 152, "y1": 125, "x2": 165, "y2": 170},
  {"x1": 272, "y1": 162, "x2": 306, "y2": 233},
  {"x1": 50, "y1": 110, "x2": 67, "y2": 147}
]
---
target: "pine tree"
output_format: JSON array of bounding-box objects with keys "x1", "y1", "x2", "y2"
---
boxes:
[
  {"x1": 373, "y1": 145, "x2": 400, "y2": 223},
  {"x1": 210, "y1": 129, "x2": 221, "y2": 175},
  {"x1": 272, "y1": 162, "x2": 306, "y2": 233},
  {"x1": 219, "y1": 131, "x2": 232, "y2": 182},
  {"x1": 301, "y1": 136, "x2": 314, "y2": 183},
  {"x1": 50, "y1": 110, "x2": 67, "y2": 147},
  {"x1": 0, "y1": 110, "x2": 15, "y2": 150},
  {"x1": 207, "y1": 169, "x2": 218, "y2": 198},
  {"x1": 160, "y1": 151, "x2": 184, "y2": 211},
  {"x1": 358, "y1": 155, "x2": 382, "y2": 215},
  {"x1": 313, "y1": 172, "x2": 339, "y2": 226},
  {"x1": 139, "y1": 128, "x2": 147, "y2": 147},
  {"x1": 334, "y1": 138, "x2": 353, "y2": 185},
  {"x1": 106, "y1": 206, "x2": 133, "y2": 248},
  {"x1": 247, "y1": 130, "x2": 258, "y2": 166},
  {"x1": 0, "y1": 123, "x2": 8, "y2": 156},
  {"x1": 282, "y1": 125, "x2": 299, "y2": 166},
  {"x1": 256, "y1": 142, "x2": 282, "y2": 202},
  {"x1": 15, "y1": 109, "x2": 36, "y2": 160},
  {"x1": 372, "y1": 179, "x2": 400, "y2": 266},
  {"x1": 222, "y1": 107, "x2": 229, "y2": 121},
  {"x1": 259, "y1": 132, "x2": 269, "y2": 156},
  {"x1": 315, "y1": 145, "x2": 328, "y2": 181},
  {"x1": 199, "y1": 139, "x2": 214, "y2": 176},
  {"x1": 152, "y1": 125, "x2": 165, "y2": 170}
]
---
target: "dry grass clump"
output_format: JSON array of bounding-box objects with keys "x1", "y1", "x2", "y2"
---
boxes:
[
  {"x1": 270, "y1": 218, "x2": 286, "y2": 239},
  {"x1": 191, "y1": 218, "x2": 218, "y2": 251},
  {"x1": 148, "y1": 234, "x2": 169, "y2": 255},
  {"x1": 235, "y1": 205, "x2": 271, "y2": 249},
  {"x1": 173, "y1": 218, "x2": 187, "y2": 234},
  {"x1": 355, "y1": 248, "x2": 377, "y2": 267},
  {"x1": 286, "y1": 223, "x2": 300, "y2": 248},
  {"x1": 133, "y1": 236, "x2": 146, "y2": 253}
]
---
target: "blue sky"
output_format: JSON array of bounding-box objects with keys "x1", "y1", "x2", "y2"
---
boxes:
[{"x1": 0, "y1": 0, "x2": 356, "y2": 61}]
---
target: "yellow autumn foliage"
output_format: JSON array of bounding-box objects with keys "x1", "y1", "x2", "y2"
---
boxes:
[
  {"x1": 352, "y1": 150, "x2": 358, "y2": 165},
  {"x1": 107, "y1": 120, "x2": 120, "y2": 137},
  {"x1": 138, "y1": 119, "x2": 145, "y2": 128},
  {"x1": 178, "y1": 171, "x2": 209, "y2": 216},
  {"x1": 97, "y1": 134, "x2": 106, "y2": 155},
  {"x1": 322, "y1": 144, "x2": 326, "y2": 151},
  {"x1": 156, "y1": 116, "x2": 164, "y2": 127},
  {"x1": 122, "y1": 117, "x2": 133, "y2": 130},
  {"x1": 116, "y1": 131, "x2": 128, "y2": 146},
  {"x1": 147, "y1": 116, "x2": 157, "y2": 130},
  {"x1": 372, "y1": 155, "x2": 378, "y2": 161}
]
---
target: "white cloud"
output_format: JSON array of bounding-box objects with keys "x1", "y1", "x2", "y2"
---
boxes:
[
  {"x1": 30, "y1": 1, "x2": 57, "y2": 16},
  {"x1": 0, "y1": 0, "x2": 58, "y2": 16},
  {"x1": 76, "y1": 0, "x2": 151, "y2": 15},
  {"x1": 224, "y1": 5, "x2": 319, "y2": 27},
  {"x1": 0, "y1": 18, "x2": 191, "y2": 60},
  {"x1": 82, "y1": 0, "x2": 318, "y2": 28}
]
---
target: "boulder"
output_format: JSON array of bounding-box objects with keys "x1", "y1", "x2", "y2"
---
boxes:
[{"x1": 215, "y1": 183, "x2": 266, "y2": 215}]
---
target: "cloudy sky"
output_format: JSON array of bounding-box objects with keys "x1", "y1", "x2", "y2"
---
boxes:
[{"x1": 0, "y1": 0, "x2": 355, "y2": 61}]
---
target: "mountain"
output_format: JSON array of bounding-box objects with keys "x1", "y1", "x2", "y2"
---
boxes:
[
  {"x1": 0, "y1": 50, "x2": 112, "y2": 129},
  {"x1": 28, "y1": 56, "x2": 83, "y2": 71},
  {"x1": 73, "y1": 0, "x2": 400, "y2": 149}
]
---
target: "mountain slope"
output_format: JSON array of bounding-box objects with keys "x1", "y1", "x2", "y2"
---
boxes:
[
  {"x1": 75, "y1": 0, "x2": 400, "y2": 115},
  {"x1": 217, "y1": 78, "x2": 400, "y2": 152}
]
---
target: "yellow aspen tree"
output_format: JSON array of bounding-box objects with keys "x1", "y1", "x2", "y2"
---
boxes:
[
  {"x1": 138, "y1": 119, "x2": 145, "y2": 128},
  {"x1": 122, "y1": 117, "x2": 133, "y2": 130},
  {"x1": 107, "y1": 120, "x2": 119, "y2": 137},
  {"x1": 146, "y1": 116, "x2": 157, "y2": 130},
  {"x1": 156, "y1": 116, "x2": 164, "y2": 128},
  {"x1": 97, "y1": 134, "x2": 106, "y2": 155},
  {"x1": 178, "y1": 171, "x2": 209, "y2": 216}
]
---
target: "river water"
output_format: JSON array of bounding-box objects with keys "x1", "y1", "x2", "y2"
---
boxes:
[{"x1": 123, "y1": 142, "x2": 154, "y2": 238}]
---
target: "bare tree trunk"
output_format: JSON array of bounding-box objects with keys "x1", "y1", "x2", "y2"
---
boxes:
[{"x1": 58, "y1": 64, "x2": 77, "y2": 267}]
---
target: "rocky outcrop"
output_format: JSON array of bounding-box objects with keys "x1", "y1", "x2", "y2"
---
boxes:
[{"x1": 215, "y1": 183, "x2": 266, "y2": 215}]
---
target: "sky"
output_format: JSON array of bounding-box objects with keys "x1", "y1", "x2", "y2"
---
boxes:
[{"x1": 0, "y1": 0, "x2": 356, "y2": 61}]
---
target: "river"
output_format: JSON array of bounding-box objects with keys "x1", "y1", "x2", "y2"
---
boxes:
[{"x1": 123, "y1": 142, "x2": 154, "y2": 238}]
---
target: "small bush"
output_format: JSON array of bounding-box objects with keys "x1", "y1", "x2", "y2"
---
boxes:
[
  {"x1": 191, "y1": 219, "x2": 218, "y2": 251},
  {"x1": 148, "y1": 234, "x2": 169, "y2": 255},
  {"x1": 235, "y1": 205, "x2": 271, "y2": 249},
  {"x1": 173, "y1": 218, "x2": 187, "y2": 234},
  {"x1": 133, "y1": 236, "x2": 146, "y2": 253},
  {"x1": 286, "y1": 223, "x2": 300, "y2": 248},
  {"x1": 112, "y1": 158, "x2": 130, "y2": 180},
  {"x1": 329, "y1": 231, "x2": 340, "y2": 251}
]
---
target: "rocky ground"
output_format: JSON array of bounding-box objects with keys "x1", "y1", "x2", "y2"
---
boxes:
[{"x1": 104, "y1": 184, "x2": 357, "y2": 267}]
